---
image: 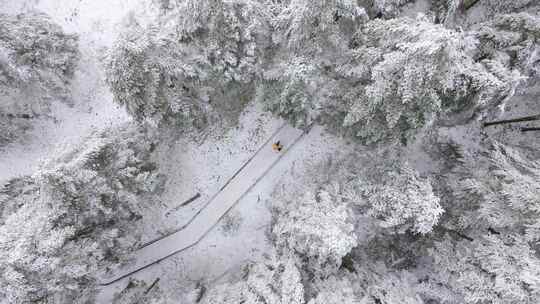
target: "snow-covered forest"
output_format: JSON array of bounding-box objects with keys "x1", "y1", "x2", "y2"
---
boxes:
[{"x1": 1, "y1": 0, "x2": 540, "y2": 303}]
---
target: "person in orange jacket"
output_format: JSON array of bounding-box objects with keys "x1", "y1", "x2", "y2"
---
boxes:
[{"x1": 272, "y1": 141, "x2": 283, "y2": 152}]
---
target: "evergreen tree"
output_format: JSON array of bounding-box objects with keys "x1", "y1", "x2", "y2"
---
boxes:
[
  {"x1": 0, "y1": 123, "x2": 164, "y2": 304},
  {"x1": 427, "y1": 234, "x2": 540, "y2": 304},
  {"x1": 272, "y1": 188, "x2": 357, "y2": 275},
  {"x1": 346, "y1": 160, "x2": 443, "y2": 234},
  {"x1": 422, "y1": 140, "x2": 540, "y2": 304},
  {"x1": 106, "y1": 0, "x2": 272, "y2": 131},
  {"x1": 259, "y1": 0, "x2": 367, "y2": 129},
  {"x1": 343, "y1": 16, "x2": 519, "y2": 144},
  {"x1": 0, "y1": 12, "x2": 79, "y2": 146},
  {"x1": 262, "y1": 13, "x2": 519, "y2": 144},
  {"x1": 473, "y1": 12, "x2": 540, "y2": 79},
  {"x1": 202, "y1": 253, "x2": 304, "y2": 304}
]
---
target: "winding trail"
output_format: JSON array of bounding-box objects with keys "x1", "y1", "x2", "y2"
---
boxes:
[{"x1": 100, "y1": 123, "x2": 306, "y2": 285}]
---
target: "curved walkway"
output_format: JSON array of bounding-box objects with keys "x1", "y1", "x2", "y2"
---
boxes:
[{"x1": 100, "y1": 123, "x2": 306, "y2": 285}]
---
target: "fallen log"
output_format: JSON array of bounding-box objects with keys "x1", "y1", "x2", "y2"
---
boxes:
[
  {"x1": 144, "y1": 278, "x2": 160, "y2": 295},
  {"x1": 165, "y1": 192, "x2": 201, "y2": 216}
]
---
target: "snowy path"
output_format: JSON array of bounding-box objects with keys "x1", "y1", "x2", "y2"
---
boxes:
[{"x1": 100, "y1": 123, "x2": 306, "y2": 285}]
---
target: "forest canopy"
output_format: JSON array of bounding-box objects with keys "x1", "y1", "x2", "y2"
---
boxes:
[{"x1": 1, "y1": 0, "x2": 540, "y2": 304}]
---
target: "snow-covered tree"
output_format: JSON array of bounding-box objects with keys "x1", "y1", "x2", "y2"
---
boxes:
[
  {"x1": 0, "y1": 13, "x2": 78, "y2": 146},
  {"x1": 271, "y1": 0, "x2": 366, "y2": 55},
  {"x1": 322, "y1": 258, "x2": 427, "y2": 304},
  {"x1": 106, "y1": 0, "x2": 272, "y2": 131},
  {"x1": 272, "y1": 188, "x2": 357, "y2": 275},
  {"x1": 473, "y1": 12, "x2": 540, "y2": 79},
  {"x1": 344, "y1": 157, "x2": 443, "y2": 234},
  {"x1": 307, "y1": 275, "x2": 359, "y2": 304},
  {"x1": 419, "y1": 139, "x2": 540, "y2": 304},
  {"x1": 105, "y1": 22, "x2": 207, "y2": 130},
  {"x1": 368, "y1": 271, "x2": 425, "y2": 304},
  {"x1": 457, "y1": 142, "x2": 540, "y2": 241},
  {"x1": 202, "y1": 253, "x2": 304, "y2": 304},
  {"x1": 259, "y1": 0, "x2": 367, "y2": 129},
  {"x1": 472, "y1": 0, "x2": 537, "y2": 18},
  {"x1": 262, "y1": 14, "x2": 519, "y2": 144},
  {"x1": 270, "y1": 151, "x2": 443, "y2": 290},
  {"x1": 0, "y1": 177, "x2": 34, "y2": 225},
  {"x1": 342, "y1": 16, "x2": 520, "y2": 144},
  {"x1": 0, "y1": 123, "x2": 164, "y2": 304},
  {"x1": 427, "y1": 234, "x2": 540, "y2": 304}
]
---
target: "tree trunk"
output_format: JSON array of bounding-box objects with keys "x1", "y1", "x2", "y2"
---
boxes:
[
  {"x1": 521, "y1": 127, "x2": 540, "y2": 132},
  {"x1": 483, "y1": 114, "x2": 540, "y2": 127}
]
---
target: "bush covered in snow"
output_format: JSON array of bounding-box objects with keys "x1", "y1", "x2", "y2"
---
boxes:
[
  {"x1": 0, "y1": 13, "x2": 78, "y2": 146},
  {"x1": 0, "y1": 123, "x2": 164, "y2": 303}
]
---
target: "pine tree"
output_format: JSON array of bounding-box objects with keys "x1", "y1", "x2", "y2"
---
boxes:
[
  {"x1": 272, "y1": 188, "x2": 357, "y2": 275},
  {"x1": 202, "y1": 253, "x2": 304, "y2": 304},
  {"x1": 0, "y1": 12, "x2": 79, "y2": 146},
  {"x1": 343, "y1": 15, "x2": 520, "y2": 144},
  {"x1": 0, "y1": 123, "x2": 165, "y2": 303},
  {"x1": 473, "y1": 12, "x2": 540, "y2": 79},
  {"x1": 428, "y1": 234, "x2": 540, "y2": 304},
  {"x1": 106, "y1": 0, "x2": 272, "y2": 131},
  {"x1": 259, "y1": 0, "x2": 367, "y2": 129},
  {"x1": 423, "y1": 140, "x2": 540, "y2": 304},
  {"x1": 344, "y1": 156, "x2": 443, "y2": 234},
  {"x1": 262, "y1": 12, "x2": 519, "y2": 144}
]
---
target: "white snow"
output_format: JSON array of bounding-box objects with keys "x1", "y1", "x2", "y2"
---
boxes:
[
  {"x1": 141, "y1": 101, "x2": 284, "y2": 240},
  {"x1": 95, "y1": 121, "x2": 346, "y2": 302},
  {"x1": 101, "y1": 123, "x2": 306, "y2": 285}
]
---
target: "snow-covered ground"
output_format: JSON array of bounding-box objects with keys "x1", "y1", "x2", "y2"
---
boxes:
[
  {"x1": 102, "y1": 123, "x2": 305, "y2": 284},
  {"x1": 94, "y1": 103, "x2": 349, "y2": 300}
]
